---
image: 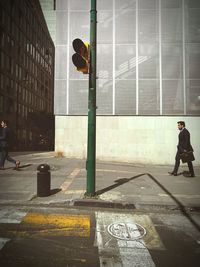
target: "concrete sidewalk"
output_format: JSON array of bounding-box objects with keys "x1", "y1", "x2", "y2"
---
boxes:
[{"x1": 0, "y1": 151, "x2": 199, "y2": 210}]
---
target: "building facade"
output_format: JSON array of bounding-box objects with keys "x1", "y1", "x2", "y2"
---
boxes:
[
  {"x1": 42, "y1": 0, "x2": 200, "y2": 164},
  {"x1": 0, "y1": 0, "x2": 55, "y2": 150}
]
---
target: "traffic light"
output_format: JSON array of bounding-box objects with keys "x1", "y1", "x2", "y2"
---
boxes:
[{"x1": 72, "y1": 38, "x2": 89, "y2": 74}]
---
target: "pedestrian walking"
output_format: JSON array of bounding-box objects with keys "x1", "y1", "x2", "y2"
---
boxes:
[
  {"x1": 0, "y1": 119, "x2": 20, "y2": 170},
  {"x1": 168, "y1": 121, "x2": 195, "y2": 177}
]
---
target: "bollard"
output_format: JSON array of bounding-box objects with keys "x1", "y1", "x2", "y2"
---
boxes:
[{"x1": 37, "y1": 164, "x2": 51, "y2": 197}]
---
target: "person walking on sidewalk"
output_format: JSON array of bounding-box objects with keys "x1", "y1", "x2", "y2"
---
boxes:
[
  {"x1": 0, "y1": 119, "x2": 20, "y2": 170},
  {"x1": 168, "y1": 121, "x2": 195, "y2": 177}
]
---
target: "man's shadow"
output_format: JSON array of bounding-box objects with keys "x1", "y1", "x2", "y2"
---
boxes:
[
  {"x1": 3, "y1": 164, "x2": 32, "y2": 170},
  {"x1": 181, "y1": 171, "x2": 194, "y2": 178},
  {"x1": 96, "y1": 173, "x2": 200, "y2": 233}
]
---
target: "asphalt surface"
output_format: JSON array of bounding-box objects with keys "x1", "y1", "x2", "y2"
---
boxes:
[
  {"x1": 0, "y1": 151, "x2": 199, "y2": 211},
  {"x1": 0, "y1": 205, "x2": 200, "y2": 267}
]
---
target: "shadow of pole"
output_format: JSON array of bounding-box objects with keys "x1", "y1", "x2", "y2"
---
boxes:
[
  {"x1": 146, "y1": 173, "x2": 200, "y2": 232},
  {"x1": 95, "y1": 172, "x2": 200, "y2": 232},
  {"x1": 95, "y1": 174, "x2": 145, "y2": 195}
]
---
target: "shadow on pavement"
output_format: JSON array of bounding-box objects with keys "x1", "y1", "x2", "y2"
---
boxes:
[
  {"x1": 182, "y1": 170, "x2": 194, "y2": 178},
  {"x1": 3, "y1": 164, "x2": 32, "y2": 171},
  {"x1": 96, "y1": 172, "x2": 200, "y2": 233},
  {"x1": 50, "y1": 188, "x2": 61, "y2": 195},
  {"x1": 95, "y1": 174, "x2": 145, "y2": 195}
]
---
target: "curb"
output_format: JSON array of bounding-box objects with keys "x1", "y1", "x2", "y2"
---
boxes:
[{"x1": 0, "y1": 198, "x2": 200, "y2": 212}]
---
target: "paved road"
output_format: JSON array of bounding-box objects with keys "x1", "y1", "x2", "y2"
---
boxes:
[{"x1": 0, "y1": 205, "x2": 199, "y2": 267}]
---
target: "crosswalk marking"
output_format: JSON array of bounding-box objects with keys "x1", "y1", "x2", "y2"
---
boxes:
[
  {"x1": 133, "y1": 214, "x2": 165, "y2": 250},
  {"x1": 95, "y1": 212, "x2": 163, "y2": 267},
  {"x1": 0, "y1": 209, "x2": 27, "y2": 224},
  {"x1": 0, "y1": 209, "x2": 27, "y2": 250},
  {"x1": 0, "y1": 237, "x2": 10, "y2": 250}
]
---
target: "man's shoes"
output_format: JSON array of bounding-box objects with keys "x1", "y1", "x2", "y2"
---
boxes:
[
  {"x1": 15, "y1": 161, "x2": 20, "y2": 169},
  {"x1": 168, "y1": 171, "x2": 177, "y2": 176},
  {"x1": 0, "y1": 167, "x2": 5, "y2": 170},
  {"x1": 189, "y1": 174, "x2": 195, "y2": 177}
]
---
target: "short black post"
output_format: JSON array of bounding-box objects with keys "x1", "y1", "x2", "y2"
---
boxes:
[{"x1": 37, "y1": 164, "x2": 51, "y2": 197}]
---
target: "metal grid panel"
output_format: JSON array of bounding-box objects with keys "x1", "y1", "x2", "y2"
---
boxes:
[
  {"x1": 56, "y1": 0, "x2": 68, "y2": 10},
  {"x1": 185, "y1": 8, "x2": 200, "y2": 43},
  {"x1": 97, "y1": 0, "x2": 113, "y2": 10},
  {"x1": 69, "y1": 0, "x2": 90, "y2": 10},
  {"x1": 68, "y1": 80, "x2": 88, "y2": 114},
  {"x1": 138, "y1": 9, "x2": 159, "y2": 43},
  {"x1": 138, "y1": 44, "x2": 159, "y2": 79},
  {"x1": 139, "y1": 0, "x2": 157, "y2": 9},
  {"x1": 54, "y1": 79, "x2": 67, "y2": 114},
  {"x1": 186, "y1": 79, "x2": 200, "y2": 114},
  {"x1": 115, "y1": 45, "x2": 136, "y2": 79},
  {"x1": 115, "y1": 9, "x2": 136, "y2": 44},
  {"x1": 97, "y1": 10, "x2": 113, "y2": 44},
  {"x1": 162, "y1": 80, "x2": 184, "y2": 114},
  {"x1": 97, "y1": 79, "x2": 113, "y2": 114},
  {"x1": 161, "y1": 0, "x2": 182, "y2": 8},
  {"x1": 55, "y1": 45, "x2": 68, "y2": 79},
  {"x1": 97, "y1": 45, "x2": 113, "y2": 79},
  {"x1": 115, "y1": 80, "x2": 136, "y2": 115},
  {"x1": 162, "y1": 45, "x2": 183, "y2": 79},
  {"x1": 55, "y1": 11, "x2": 68, "y2": 45},
  {"x1": 115, "y1": 0, "x2": 136, "y2": 10},
  {"x1": 138, "y1": 80, "x2": 160, "y2": 114},
  {"x1": 161, "y1": 5, "x2": 182, "y2": 42},
  {"x1": 185, "y1": 44, "x2": 200, "y2": 79},
  {"x1": 54, "y1": 0, "x2": 200, "y2": 116},
  {"x1": 69, "y1": 11, "x2": 90, "y2": 42}
]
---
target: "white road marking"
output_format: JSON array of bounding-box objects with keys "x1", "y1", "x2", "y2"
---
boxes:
[
  {"x1": 96, "y1": 169, "x2": 136, "y2": 174},
  {"x1": 95, "y1": 212, "x2": 163, "y2": 267},
  {"x1": 159, "y1": 193, "x2": 200, "y2": 199},
  {"x1": 0, "y1": 209, "x2": 27, "y2": 250},
  {"x1": 0, "y1": 209, "x2": 27, "y2": 223},
  {"x1": 64, "y1": 190, "x2": 85, "y2": 195},
  {"x1": 0, "y1": 237, "x2": 10, "y2": 250}
]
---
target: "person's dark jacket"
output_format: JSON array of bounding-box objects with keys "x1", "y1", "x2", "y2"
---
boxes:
[
  {"x1": 177, "y1": 128, "x2": 193, "y2": 153},
  {"x1": 0, "y1": 127, "x2": 10, "y2": 148}
]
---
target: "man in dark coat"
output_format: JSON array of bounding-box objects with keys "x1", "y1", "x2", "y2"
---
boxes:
[
  {"x1": 169, "y1": 121, "x2": 195, "y2": 177},
  {"x1": 0, "y1": 120, "x2": 20, "y2": 170}
]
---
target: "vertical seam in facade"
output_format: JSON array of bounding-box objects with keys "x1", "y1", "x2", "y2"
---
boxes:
[
  {"x1": 136, "y1": 0, "x2": 139, "y2": 115},
  {"x1": 182, "y1": 0, "x2": 186, "y2": 115},
  {"x1": 159, "y1": 0, "x2": 163, "y2": 115},
  {"x1": 113, "y1": 0, "x2": 115, "y2": 115},
  {"x1": 66, "y1": 0, "x2": 70, "y2": 115}
]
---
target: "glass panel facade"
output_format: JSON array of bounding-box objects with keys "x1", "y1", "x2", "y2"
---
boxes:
[{"x1": 55, "y1": 0, "x2": 200, "y2": 115}]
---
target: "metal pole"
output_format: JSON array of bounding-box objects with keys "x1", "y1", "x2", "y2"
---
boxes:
[{"x1": 86, "y1": 0, "x2": 97, "y2": 196}]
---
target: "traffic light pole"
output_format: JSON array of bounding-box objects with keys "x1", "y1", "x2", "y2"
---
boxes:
[{"x1": 86, "y1": 0, "x2": 97, "y2": 196}]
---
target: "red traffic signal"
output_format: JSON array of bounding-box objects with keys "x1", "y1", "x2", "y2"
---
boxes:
[{"x1": 72, "y1": 38, "x2": 89, "y2": 74}]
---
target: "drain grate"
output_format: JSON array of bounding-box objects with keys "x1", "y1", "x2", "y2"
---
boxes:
[{"x1": 107, "y1": 222, "x2": 146, "y2": 241}]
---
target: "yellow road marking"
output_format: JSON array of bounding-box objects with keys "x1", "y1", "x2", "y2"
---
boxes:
[
  {"x1": 21, "y1": 213, "x2": 90, "y2": 237},
  {"x1": 60, "y1": 168, "x2": 81, "y2": 191}
]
